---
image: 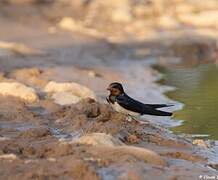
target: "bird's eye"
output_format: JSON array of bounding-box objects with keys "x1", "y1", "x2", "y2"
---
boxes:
[{"x1": 112, "y1": 89, "x2": 120, "y2": 95}]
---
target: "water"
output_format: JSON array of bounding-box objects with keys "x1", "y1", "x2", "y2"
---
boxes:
[{"x1": 156, "y1": 63, "x2": 218, "y2": 140}]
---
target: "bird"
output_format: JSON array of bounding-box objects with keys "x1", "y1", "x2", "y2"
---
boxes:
[{"x1": 106, "y1": 82, "x2": 173, "y2": 117}]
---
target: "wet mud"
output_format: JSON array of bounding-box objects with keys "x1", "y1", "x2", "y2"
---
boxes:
[
  {"x1": 0, "y1": 1, "x2": 218, "y2": 179},
  {"x1": 0, "y1": 97, "x2": 216, "y2": 179}
]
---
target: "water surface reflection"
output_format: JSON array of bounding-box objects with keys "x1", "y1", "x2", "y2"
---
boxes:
[{"x1": 157, "y1": 63, "x2": 218, "y2": 140}]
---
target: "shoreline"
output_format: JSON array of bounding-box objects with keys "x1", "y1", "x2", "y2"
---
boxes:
[{"x1": 0, "y1": 4, "x2": 218, "y2": 178}]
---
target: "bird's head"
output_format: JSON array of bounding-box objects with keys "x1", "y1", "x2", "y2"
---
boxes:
[{"x1": 107, "y1": 82, "x2": 124, "y2": 96}]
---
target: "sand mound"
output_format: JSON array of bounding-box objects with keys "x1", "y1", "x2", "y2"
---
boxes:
[
  {"x1": 0, "y1": 82, "x2": 38, "y2": 103},
  {"x1": 75, "y1": 133, "x2": 124, "y2": 146},
  {"x1": 75, "y1": 133, "x2": 166, "y2": 166},
  {"x1": 44, "y1": 81, "x2": 96, "y2": 105}
]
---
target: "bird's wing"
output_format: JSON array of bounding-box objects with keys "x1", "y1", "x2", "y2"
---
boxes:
[
  {"x1": 142, "y1": 107, "x2": 173, "y2": 116},
  {"x1": 116, "y1": 94, "x2": 147, "y2": 114},
  {"x1": 116, "y1": 94, "x2": 172, "y2": 116},
  {"x1": 144, "y1": 104, "x2": 173, "y2": 109}
]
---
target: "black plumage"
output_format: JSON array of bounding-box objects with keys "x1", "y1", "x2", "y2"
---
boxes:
[
  {"x1": 115, "y1": 93, "x2": 172, "y2": 116},
  {"x1": 107, "y1": 82, "x2": 173, "y2": 117}
]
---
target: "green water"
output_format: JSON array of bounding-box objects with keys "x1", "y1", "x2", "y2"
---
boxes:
[{"x1": 157, "y1": 63, "x2": 218, "y2": 140}]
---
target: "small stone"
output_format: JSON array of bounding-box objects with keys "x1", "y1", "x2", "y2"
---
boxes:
[
  {"x1": 127, "y1": 134, "x2": 139, "y2": 144},
  {"x1": 193, "y1": 139, "x2": 208, "y2": 149},
  {"x1": 58, "y1": 17, "x2": 79, "y2": 32},
  {"x1": 0, "y1": 154, "x2": 17, "y2": 161}
]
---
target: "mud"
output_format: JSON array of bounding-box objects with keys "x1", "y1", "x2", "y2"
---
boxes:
[
  {"x1": 0, "y1": 1, "x2": 218, "y2": 179},
  {"x1": 0, "y1": 97, "x2": 216, "y2": 179}
]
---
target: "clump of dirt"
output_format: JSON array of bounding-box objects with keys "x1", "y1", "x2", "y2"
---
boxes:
[
  {"x1": 18, "y1": 127, "x2": 51, "y2": 138},
  {"x1": 9, "y1": 67, "x2": 48, "y2": 89},
  {"x1": 0, "y1": 96, "x2": 35, "y2": 122}
]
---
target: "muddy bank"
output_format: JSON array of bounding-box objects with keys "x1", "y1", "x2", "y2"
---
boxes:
[
  {"x1": 0, "y1": 1, "x2": 218, "y2": 179},
  {"x1": 0, "y1": 96, "x2": 216, "y2": 179}
]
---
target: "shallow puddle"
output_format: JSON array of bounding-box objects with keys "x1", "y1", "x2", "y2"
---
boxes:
[{"x1": 157, "y1": 63, "x2": 218, "y2": 140}]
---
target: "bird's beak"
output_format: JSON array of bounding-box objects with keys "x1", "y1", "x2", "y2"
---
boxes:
[{"x1": 107, "y1": 87, "x2": 111, "y2": 91}]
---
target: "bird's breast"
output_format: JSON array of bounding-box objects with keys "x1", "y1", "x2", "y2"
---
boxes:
[{"x1": 111, "y1": 102, "x2": 140, "y2": 117}]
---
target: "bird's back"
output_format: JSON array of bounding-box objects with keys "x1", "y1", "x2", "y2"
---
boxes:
[{"x1": 116, "y1": 93, "x2": 172, "y2": 116}]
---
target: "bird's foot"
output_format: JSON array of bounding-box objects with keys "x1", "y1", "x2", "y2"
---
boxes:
[
  {"x1": 126, "y1": 116, "x2": 148, "y2": 125},
  {"x1": 134, "y1": 119, "x2": 149, "y2": 125},
  {"x1": 126, "y1": 116, "x2": 133, "y2": 122}
]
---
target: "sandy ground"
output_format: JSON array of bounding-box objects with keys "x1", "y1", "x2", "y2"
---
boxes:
[
  {"x1": 0, "y1": 2, "x2": 218, "y2": 179},
  {"x1": 0, "y1": 96, "x2": 216, "y2": 180}
]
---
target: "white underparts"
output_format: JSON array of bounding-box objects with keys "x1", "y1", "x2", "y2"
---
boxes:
[{"x1": 111, "y1": 102, "x2": 140, "y2": 117}]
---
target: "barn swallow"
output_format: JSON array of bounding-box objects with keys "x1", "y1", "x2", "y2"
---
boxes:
[{"x1": 106, "y1": 82, "x2": 173, "y2": 117}]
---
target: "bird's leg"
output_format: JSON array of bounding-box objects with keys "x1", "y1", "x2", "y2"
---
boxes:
[
  {"x1": 125, "y1": 115, "x2": 139, "y2": 122},
  {"x1": 126, "y1": 115, "x2": 147, "y2": 125},
  {"x1": 126, "y1": 115, "x2": 133, "y2": 122}
]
